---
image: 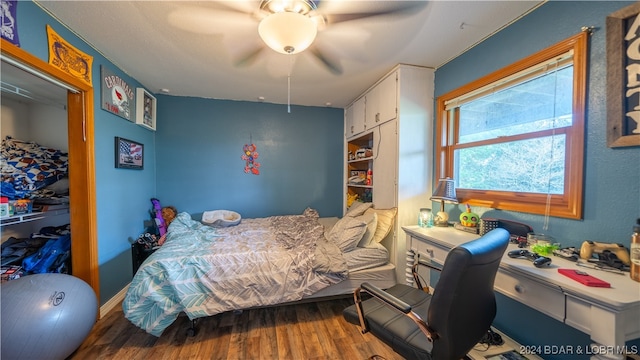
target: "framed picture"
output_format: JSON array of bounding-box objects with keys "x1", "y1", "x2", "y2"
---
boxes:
[
  {"x1": 606, "y1": 2, "x2": 640, "y2": 147},
  {"x1": 136, "y1": 88, "x2": 156, "y2": 131},
  {"x1": 115, "y1": 137, "x2": 144, "y2": 169},
  {"x1": 101, "y1": 65, "x2": 133, "y2": 121}
]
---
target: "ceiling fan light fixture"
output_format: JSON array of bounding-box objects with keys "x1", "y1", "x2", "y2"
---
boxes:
[
  {"x1": 258, "y1": 11, "x2": 317, "y2": 54},
  {"x1": 261, "y1": 0, "x2": 316, "y2": 15}
]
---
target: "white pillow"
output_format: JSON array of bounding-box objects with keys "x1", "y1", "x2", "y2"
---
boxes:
[
  {"x1": 328, "y1": 216, "x2": 367, "y2": 252},
  {"x1": 356, "y1": 212, "x2": 378, "y2": 248},
  {"x1": 364, "y1": 207, "x2": 397, "y2": 243},
  {"x1": 345, "y1": 201, "x2": 373, "y2": 217}
]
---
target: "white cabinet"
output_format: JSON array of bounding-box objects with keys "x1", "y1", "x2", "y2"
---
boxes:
[
  {"x1": 366, "y1": 72, "x2": 397, "y2": 127},
  {"x1": 344, "y1": 64, "x2": 434, "y2": 283},
  {"x1": 346, "y1": 71, "x2": 398, "y2": 138},
  {"x1": 371, "y1": 119, "x2": 397, "y2": 209},
  {"x1": 345, "y1": 96, "x2": 365, "y2": 137}
]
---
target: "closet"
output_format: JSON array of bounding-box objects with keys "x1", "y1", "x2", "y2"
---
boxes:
[
  {"x1": 1, "y1": 59, "x2": 72, "y2": 279},
  {"x1": 0, "y1": 40, "x2": 99, "y2": 300}
]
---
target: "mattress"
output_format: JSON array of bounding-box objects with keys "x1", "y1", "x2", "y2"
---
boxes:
[{"x1": 304, "y1": 262, "x2": 396, "y2": 299}]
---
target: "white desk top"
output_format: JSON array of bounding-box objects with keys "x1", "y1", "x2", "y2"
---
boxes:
[{"x1": 403, "y1": 225, "x2": 640, "y2": 312}]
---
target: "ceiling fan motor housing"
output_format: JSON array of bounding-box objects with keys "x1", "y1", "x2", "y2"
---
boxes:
[{"x1": 258, "y1": 6, "x2": 319, "y2": 54}]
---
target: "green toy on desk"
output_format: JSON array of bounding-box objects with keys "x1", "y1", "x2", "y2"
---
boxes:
[{"x1": 459, "y1": 203, "x2": 479, "y2": 227}]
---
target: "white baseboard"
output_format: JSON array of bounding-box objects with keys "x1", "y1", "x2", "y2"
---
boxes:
[{"x1": 99, "y1": 283, "x2": 129, "y2": 319}]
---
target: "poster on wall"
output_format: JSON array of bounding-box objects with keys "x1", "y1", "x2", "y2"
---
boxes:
[
  {"x1": 1, "y1": 0, "x2": 19, "y2": 46},
  {"x1": 115, "y1": 137, "x2": 143, "y2": 170},
  {"x1": 101, "y1": 65, "x2": 135, "y2": 121},
  {"x1": 607, "y1": 2, "x2": 640, "y2": 147},
  {"x1": 46, "y1": 25, "x2": 92, "y2": 86}
]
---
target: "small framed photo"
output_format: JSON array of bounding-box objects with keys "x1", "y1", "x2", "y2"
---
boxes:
[
  {"x1": 115, "y1": 137, "x2": 144, "y2": 169},
  {"x1": 136, "y1": 88, "x2": 156, "y2": 131}
]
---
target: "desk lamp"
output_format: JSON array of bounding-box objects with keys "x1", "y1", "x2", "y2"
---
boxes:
[{"x1": 430, "y1": 178, "x2": 458, "y2": 227}]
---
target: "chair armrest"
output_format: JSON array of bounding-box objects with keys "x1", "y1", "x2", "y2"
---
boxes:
[
  {"x1": 353, "y1": 282, "x2": 438, "y2": 341},
  {"x1": 361, "y1": 282, "x2": 411, "y2": 313}
]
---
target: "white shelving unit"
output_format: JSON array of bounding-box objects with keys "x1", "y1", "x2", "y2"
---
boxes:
[{"x1": 1, "y1": 205, "x2": 69, "y2": 227}]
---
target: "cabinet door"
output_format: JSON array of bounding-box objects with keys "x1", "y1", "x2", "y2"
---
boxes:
[
  {"x1": 366, "y1": 72, "x2": 397, "y2": 127},
  {"x1": 376, "y1": 72, "x2": 397, "y2": 124},
  {"x1": 372, "y1": 119, "x2": 398, "y2": 208},
  {"x1": 345, "y1": 96, "x2": 366, "y2": 137},
  {"x1": 365, "y1": 87, "x2": 378, "y2": 128}
]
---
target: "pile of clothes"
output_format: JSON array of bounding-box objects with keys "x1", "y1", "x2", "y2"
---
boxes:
[{"x1": 1, "y1": 224, "x2": 71, "y2": 278}]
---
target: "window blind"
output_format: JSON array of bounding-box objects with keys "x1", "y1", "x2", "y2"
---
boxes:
[{"x1": 444, "y1": 49, "x2": 574, "y2": 111}]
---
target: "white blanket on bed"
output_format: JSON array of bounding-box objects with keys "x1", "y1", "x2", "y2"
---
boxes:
[{"x1": 122, "y1": 210, "x2": 348, "y2": 336}]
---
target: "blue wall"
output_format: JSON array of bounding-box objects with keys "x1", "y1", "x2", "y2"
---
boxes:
[
  {"x1": 15, "y1": 1, "x2": 344, "y2": 305},
  {"x1": 16, "y1": 1, "x2": 157, "y2": 303},
  {"x1": 154, "y1": 96, "x2": 344, "y2": 219},
  {"x1": 434, "y1": 1, "x2": 640, "y2": 357}
]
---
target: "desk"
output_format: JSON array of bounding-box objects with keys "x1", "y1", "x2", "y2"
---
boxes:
[{"x1": 403, "y1": 225, "x2": 640, "y2": 360}]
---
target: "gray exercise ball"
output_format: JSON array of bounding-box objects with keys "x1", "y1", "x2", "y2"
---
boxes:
[{"x1": 1, "y1": 273, "x2": 98, "y2": 360}]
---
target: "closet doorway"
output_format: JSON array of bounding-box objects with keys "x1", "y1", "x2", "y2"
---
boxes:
[{"x1": 1, "y1": 39, "x2": 99, "y2": 299}]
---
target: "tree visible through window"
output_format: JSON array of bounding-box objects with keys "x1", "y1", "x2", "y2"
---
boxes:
[{"x1": 435, "y1": 32, "x2": 588, "y2": 219}]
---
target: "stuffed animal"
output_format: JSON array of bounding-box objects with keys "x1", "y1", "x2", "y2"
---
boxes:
[
  {"x1": 347, "y1": 193, "x2": 358, "y2": 207},
  {"x1": 161, "y1": 206, "x2": 178, "y2": 228},
  {"x1": 158, "y1": 206, "x2": 178, "y2": 246}
]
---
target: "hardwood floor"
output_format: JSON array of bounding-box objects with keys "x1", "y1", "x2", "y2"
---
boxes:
[{"x1": 68, "y1": 297, "x2": 405, "y2": 360}]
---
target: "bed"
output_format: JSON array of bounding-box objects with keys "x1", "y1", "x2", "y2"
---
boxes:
[{"x1": 122, "y1": 203, "x2": 397, "y2": 337}]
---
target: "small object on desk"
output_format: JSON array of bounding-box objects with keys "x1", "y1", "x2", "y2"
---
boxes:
[
  {"x1": 558, "y1": 268, "x2": 611, "y2": 287},
  {"x1": 531, "y1": 242, "x2": 560, "y2": 256},
  {"x1": 553, "y1": 247, "x2": 579, "y2": 261},
  {"x1": 418, "y1": 208, "x2": 434, "y2": 228},
  {"x1": 579, "y1": 240, "x2": 630, "y2": 265},
  {"x1": 631, "y1": 218, "x2": 640, "y2": 282},
  {"x1": 454, "y1": 222, "x2": 478, "y2": 234},
  {"x1": 459, "y1": 203, "x2": 479, "y2": 227},
  {"x1": 509, "y1": 234, "x2": 528, "y2": 248},
  {"x1": 576, "y1": 259, "x2": 625, "y2": 274},
  {"x1": 508, "y1": 249, "x2": 552, "y2": 268}
]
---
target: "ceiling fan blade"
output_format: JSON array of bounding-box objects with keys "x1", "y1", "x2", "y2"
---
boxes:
[
  {"x1": 168, "y1": 6, "x2": 255, "y2": 35},
  {"x1": 317, "y1": 1, "x2": 427, "y2": 25},
  {"x1": 309, "y1": 45, "x2": 343, "y2": 75},
  {"x1": 235, "y1": 46, "x2": 266, "y2": 67},
  {"x1": 207, "y1": 1, "x2": 264, "y2": 17}
]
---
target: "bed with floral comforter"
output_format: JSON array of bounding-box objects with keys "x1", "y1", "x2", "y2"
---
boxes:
[{"x1": 122, "y1": 209, "x2": 348, "y2": 336}]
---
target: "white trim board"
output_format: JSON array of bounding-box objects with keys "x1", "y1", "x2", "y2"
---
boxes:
[{"x1": 100, "y1": 283, "x2": 129, "y2": 319}]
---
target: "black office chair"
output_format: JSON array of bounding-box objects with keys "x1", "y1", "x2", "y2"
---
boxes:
[{"x1": 343, "y1": 228, "x2": 509, "y2": 360}]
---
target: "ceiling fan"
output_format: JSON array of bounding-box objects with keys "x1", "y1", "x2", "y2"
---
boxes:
[{"x1": 169, "y1": 1, "x2": 427, "y2": 75}]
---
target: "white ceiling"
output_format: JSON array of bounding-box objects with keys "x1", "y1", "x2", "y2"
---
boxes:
[{"x1": 33, "y1": 0, "x2": 543, "y2": 109}]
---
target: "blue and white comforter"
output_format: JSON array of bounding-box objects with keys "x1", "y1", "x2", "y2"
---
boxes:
[{"x1": 123, "y1": 210, "x2": 348, "y2": 336}]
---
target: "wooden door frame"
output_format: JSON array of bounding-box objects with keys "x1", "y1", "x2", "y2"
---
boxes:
[{"x1": 1, "y1": 39, "x2": 99, "y2": 300}]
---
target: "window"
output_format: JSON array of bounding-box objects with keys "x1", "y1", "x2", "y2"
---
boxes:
[{"x1": 435, "y1": 32, "x2": 588, "y2": 219}]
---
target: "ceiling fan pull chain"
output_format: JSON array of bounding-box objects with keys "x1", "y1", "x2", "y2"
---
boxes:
[
  {"x1": 288, "y1": 73, "x2": 291, "y2": 113},
  {"x1": 287, "y1": 54, "x2": 294, "y2": 113}
]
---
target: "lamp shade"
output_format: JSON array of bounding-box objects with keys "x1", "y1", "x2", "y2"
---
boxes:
[
  {"x1": 258, "y1": 12, "x2": 318, "y2": 54},
  {"x1": 430, "y1": 178, "x2": 459, "y2": 203}
]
